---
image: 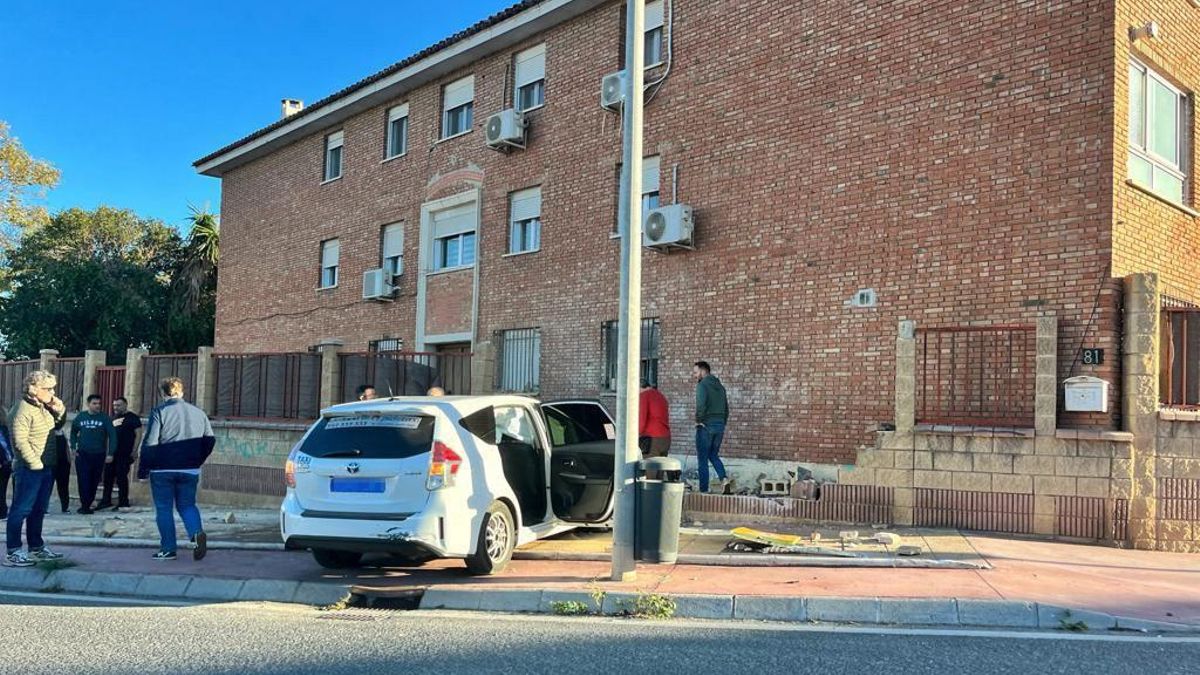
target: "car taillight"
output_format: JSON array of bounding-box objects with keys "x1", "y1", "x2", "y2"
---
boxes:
[
  {"x1": 427, "y1": 441, "x2": 463, "y2": 490},
  {"x1": 285, "y1": 446, "x2": 298, "y2": 488}
]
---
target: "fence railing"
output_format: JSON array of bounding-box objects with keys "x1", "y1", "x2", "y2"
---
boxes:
[
  {"x1": 213, "y1": 352, "x2": 321, "y2": 419},
  {"x1": 917, "y1": 325, "x2": 1036, "y2": 427},
  {"x1": 96, "y1": 366, "x2": 126, "y2": 414},
  {"x1": 1162, "y1": 309, "x2": 1200, "y2": 409},
  {"x1": 52, "y1": 358, "x2": 85, "y2": 412},
  {"x1": 141, "y1": 354, "x2": 198, "y2": 408},
  {"x1": 339, "y1": 351, "x2": 472, "y2": 402},
  {"x1": 0, "y1": 359, "x2": 40, "y2": 414}
]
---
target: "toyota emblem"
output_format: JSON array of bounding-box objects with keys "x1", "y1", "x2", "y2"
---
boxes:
[{"x1": 346, "y1": 462, "x2": 360, "y2": 475}]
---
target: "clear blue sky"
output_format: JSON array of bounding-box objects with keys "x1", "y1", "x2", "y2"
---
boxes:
[{"x1": 1, "y1": 1, "x2": 516, "y2": 232}]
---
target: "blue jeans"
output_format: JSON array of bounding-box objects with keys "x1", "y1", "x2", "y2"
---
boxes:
[
  {"x1": 696, "y1": 420, "x2": 727, "y2": 492},
  {"x1": 6, "y1": 467, "x2": 55, "y2": 553},
  {"x1": 150, "y1": 472, "x2": 203, "y2": 554}
]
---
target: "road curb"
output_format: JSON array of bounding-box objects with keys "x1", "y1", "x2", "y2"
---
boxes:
[{"x1": 44, "y1": 536, "x2": 285, "y2": 551}]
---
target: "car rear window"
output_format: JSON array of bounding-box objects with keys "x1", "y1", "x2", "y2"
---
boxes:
[{"x1": 298, "y1": 414, "x2": 435, "y2": 459}]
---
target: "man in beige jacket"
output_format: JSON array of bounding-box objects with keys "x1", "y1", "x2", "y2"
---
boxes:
[{"x1": 4, "y1": 370, "x2": 67, "y2": 567}]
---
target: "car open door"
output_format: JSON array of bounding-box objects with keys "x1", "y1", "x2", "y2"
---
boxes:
[{"x1": 539, "y1": 400, "x2": 619, "y2": 524}]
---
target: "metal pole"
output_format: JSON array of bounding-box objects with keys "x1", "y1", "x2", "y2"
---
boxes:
[{"x1": 611, "y1": 0, "x2": 645, "y2": 582}]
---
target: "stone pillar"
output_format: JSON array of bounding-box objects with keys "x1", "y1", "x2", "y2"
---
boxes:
[
  {"x1": 38, "y1": 349, "x2": 58, "y2": 373},
  {"x1": 124, "y1": 348, "x2": 148, "y2": 415},
  {"x1": 895, "y1": 321, "x2": 916, "y2": 434},
  {"x1": 1035, "y1": 315, "x2": 1058, "y2": 436},
  {"x1": 194, "y1": 346, "x2": 217, "y2": 416},
  {"x1": 81, "y1": 350, "x2": 106, "y2": 410},
  {"x1": 471, "y1": 339, "x2": 496, "y2": 395},
  {"x1": 318, "y1": 340, "x2": 344, "y2": 410},
  {"x1": 1123, "y1": 273, "x2": 1160, "y2": 550}
]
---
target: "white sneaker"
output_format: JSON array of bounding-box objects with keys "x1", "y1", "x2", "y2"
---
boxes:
[
  {"x1": 29, "y1": 547, "x2": 64, "y2": 561},
  {"x1": 3, "y1": 551, "x2": 35, "y2": 567}
]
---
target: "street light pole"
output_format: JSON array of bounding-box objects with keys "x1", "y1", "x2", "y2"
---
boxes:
[{"x1": 610, "y1": 0, "x2": 645, "y2": 582}]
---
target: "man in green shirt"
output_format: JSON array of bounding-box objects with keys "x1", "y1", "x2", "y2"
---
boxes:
[
  {"x1": 70, "y1": 395, "x2": 116, "y2": 514},
  {"x1": 693, "y1": 361, "x2": 730, "y2": 494}
]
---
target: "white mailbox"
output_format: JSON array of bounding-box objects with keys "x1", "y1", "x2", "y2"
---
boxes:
[{"x1": 1064, "y1": 376, "x2": 1109, "y2": 413}]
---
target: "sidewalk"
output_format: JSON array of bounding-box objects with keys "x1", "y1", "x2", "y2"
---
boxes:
[{"x1": 7, "y1": 506, "x2": 1200, "y2": 631}]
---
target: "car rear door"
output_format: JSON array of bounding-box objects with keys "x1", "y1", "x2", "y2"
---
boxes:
[
  {"x1": 292, "y1": 412, "x2": 436, "y2": 516},
  {"x1": 539, "y1": 400, "x2": 618, "y2": 524}
]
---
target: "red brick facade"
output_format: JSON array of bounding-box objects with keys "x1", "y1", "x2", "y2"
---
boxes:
[{"x1": 204, "y1": 0, "x2": 1200, "y2": 465}]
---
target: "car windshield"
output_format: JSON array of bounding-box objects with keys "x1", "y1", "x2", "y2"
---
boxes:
[
  {"x1": 541, "y1": 403, "x2": 613, "y2": 448},
  {"x1": 298, "y1": 413, "x2": 435, "y2": 459}
]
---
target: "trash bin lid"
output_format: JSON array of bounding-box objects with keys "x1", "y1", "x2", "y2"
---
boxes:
[{"x1": 640, "y1": 457, "x2": 682, "y2": 472}]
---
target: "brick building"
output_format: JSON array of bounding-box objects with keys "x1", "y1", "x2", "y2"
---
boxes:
[{"x1": 195, "y1": 0, "x2": 1200, "y2": 468}]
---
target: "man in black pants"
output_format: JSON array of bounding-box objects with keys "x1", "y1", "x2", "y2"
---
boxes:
[
  {"x1": 52, "y1": 430, "x2": 71, "y2": 513},
  {"x1": 98, "y1": 397, "x2": 141, "y2": 510},
  {"x1": 0, "y1": 417, "x2": 12, "y2": 518}
]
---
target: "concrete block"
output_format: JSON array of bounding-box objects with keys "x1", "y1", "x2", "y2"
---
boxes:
[
  {"x1": 1033, "y1": 514, "x2": 1056, "y2": 535},
  {"x1": 951, "y1": 472, "x2": 992, "y2": 492},
  {"x1": 1055, "y1": 457, "x2": 1110, "y2": 478},
  {"x1": 477, "y1": 589, "x2": 543, "y2": 613},
  {"x1": 1037, "y1": 605, "x2": 1116, "y2": 631},
  {"x1": 733, "y1": 596, "x2": 807, "y2": 622},
  {"x1": 420, "y1": 588, "x2": 483, "y2": 611},
  {"x1": 1075, "y1": 478, "x2": 1111, "y2": 498},
  {"x1": 134, "y1": 574, "x2": 193, "y2": 599},
  {"x1": 957, "y1": 599, "x2": 1038, "y2": 627},
  {"x1": 184, "y1": 577, "x2": 245, "y2": 601},
  {"x1": 992, "y1": 474, "x2": 1033, "y2": 494},
  {"x1": 994, "y1": 437, "x2": 1035, "y2": 455},
  {"x1": 294, "y1": 582, "x2": 351, "y2": 607},
  {"x1": 1111, "y1": 458, "x2": 1133, "y2": 476},
  {"x1": 894, "y1": 487, "x2": 914, "y2": 508},
  {"x1": 86, "y1": 572, "x2": 143, "y2": 597},
  {"x1": 540, "y1": 590, "x2": 602, "y2": 614},
  {"x1": 875, "y1": 469, "x2": 912, "y2": 488},
  {"x1": 1014, "y1": 455, "x2": 1055, "y2": 475},
  {"x1": 974, "y1": 454, "x2": 1014, "y2": 474},
  {"x1": 838, "y1": 467, "x2": 877, "y2": 486},
  {"x1": 892, "y1": 507, "x2": 915, "y2": 526},
  {"x1": 879, "y1": 598, "x2": 958, "y2": 626},
  {"x1": 43, "y1": 570, "x2": 93, "y2": 593},
  {"x1": 0, "y1": 567, "x2": 48, "y2": 591},
  {"x1": 672, "y1": 594, "x2": 735, "y2": 620},
  {"x1": 237, "y1": 579, "x2": 300, "y2": 603},
  {"x1": 1158, "y1": 520, "x2": 1193, "y2": 542},
  {"x1": 916, "y1": 434, "x2": 952, "y2": 453},
  {"x1": 958, "y1": 435, "x2": 994, "y2": 455},
  {"x1": 914, "y1": 470, "x2": 952, "y2": 489},
  {"x1": 1173, "y1": 461, "x2": 1200, "y2": 479},
  {"x1": 913, "y1": 452, "x2": 933, "y2": 470},
  {"x1": 933, "y1": 452, "x2": 972, "y2": 472},
  {"x1": 855, "y1": 450, "x2": 894, "y2": 469},
  {"x1": 1033, "y1": 495, "x2": 1056, "y2": 515},
  {"x1": 891, "y1": 451, "x2": 915, "y2": 469},
  {"x1": 881, "y1": 433, "x2": 915, "y2": 451},
  {"x1": 1077, "y1": 441, "x2": 1115, "y2": 458},
  {"x1": 1111, "y1": 478, "x2": 1134, "y2": 499},
  {"x1": 1034, "y1": 476, "x2": 1077, "y2": 495},
  {"x1": 807, "y1": 597, "x2": 881, "y2": 624}
]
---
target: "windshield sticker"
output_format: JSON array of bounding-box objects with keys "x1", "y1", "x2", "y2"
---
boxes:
[
  {"x1": 294, "y1": 454, "x2": 313, "y2": 472},
  {"x1": 326, "y1": 416, "x2": 422, "y2": 430},
  {"x1": 603, "y1": 423, "x2": 616, "y2": 440}
]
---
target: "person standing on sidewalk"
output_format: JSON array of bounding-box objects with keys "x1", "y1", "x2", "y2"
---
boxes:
[
  {"x1": 98, "y1": 397, "x2": 142, "y2": 511},
  {"x1": 692, "y1": 361, "x2": 730, "y2": 494},
  {"x1": 138, "y1": 377, "x2": 215, "y2": 561},
  {"x1": 0, "y1": 416, "x2": 13, "y2": 518},
  {"x1": 4, "y1": 370, "x2": 68, "y2": 567},
  {"x1": 638, "y1": 379, "x2": 671, "y2": 478},
  {"x1": 52, "y1": 429, "x2": 72, "y2": 513},
  {"x1": 70, "y1": 394, "x2": 116, "y2": 514}
]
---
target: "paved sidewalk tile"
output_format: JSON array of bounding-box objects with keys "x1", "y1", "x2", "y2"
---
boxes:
[
  {"x1": 135, "y1": 574, "x2": 194, "y2": 598},
  {"x1": 477, "y1": 589, "x2": 542, "y2": 613},
  {"x1": 807, "y1": 597, "x2": 881, "y2": 624},
  {"x1": 421, "y1": 588, "x2": 483, "y2": 611},
  {"x1": 184, "y1": 577, "x2": 246, "y2": 602},
  {"x1": 86, "y1": 572, "x2": 143, "y2": 597},
  {"x1": 1037, "y1": 605, "x2": 1117, "y2": 631},
  {"x1": 733, "y1": 596, "x2": 807, "y2": 622},
  {"x1": 238, "y1": 579, "x2": 300, "y2": 603},
  {"x1": 879, "y1": 598, "x2": 959, "y2": 626},
  {"x1": 957, "y1": 599, "x2": 1038, "y2": 628},
  {"x1": 672, "y1": 594, "x2": 734, "y2": 620}
]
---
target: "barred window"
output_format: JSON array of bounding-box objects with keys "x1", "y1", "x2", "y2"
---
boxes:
[
  {"x1": 602, "y1": 318, "x2": 660, "y2": 390},
  {"x1": 495, "y1": 328, "x2": 541, "y2": 392},
  {"x1": 369, "y1": 338, "x2": 404, "y2": 353},
  {"x1": 1162, "y1": 309, "x2": 1200, "y2": 408}
]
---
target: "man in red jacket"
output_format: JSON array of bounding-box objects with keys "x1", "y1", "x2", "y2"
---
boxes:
[{"x1": 638, "y1": 379, "x2": 671, "y2": 473}]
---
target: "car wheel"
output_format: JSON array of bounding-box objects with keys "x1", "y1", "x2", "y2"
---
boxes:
[
  {"x1": 311, "y1": 548, "x2": 364, "y2": 569},
  {"x1": 465, "y1": 502, "x2": 515, "y2": 575}
]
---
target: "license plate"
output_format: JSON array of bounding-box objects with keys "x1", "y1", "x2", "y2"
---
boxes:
[{"x1": 330, "y1": 478, "x2": 386, "y2": 493}]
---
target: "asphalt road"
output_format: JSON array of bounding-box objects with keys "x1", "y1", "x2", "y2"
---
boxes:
[{"x1": 0, "y1": 592, "x2": 1196, "y2": 674}]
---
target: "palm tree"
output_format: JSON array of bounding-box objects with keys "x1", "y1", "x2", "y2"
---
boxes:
[{"x1": 174, "y1": 205, "x2": 219, "y2": 316}]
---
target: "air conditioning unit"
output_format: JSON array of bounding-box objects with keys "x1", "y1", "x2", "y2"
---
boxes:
[
  {"x1": 600, "y1": 70, "x2": 627, "y2": 111},
  {"x1": 643, "y1": 204, "x2": 695, "y2": 251},
  {"x1": 362, "y1": 268, "x2": 395, "y2": 301},
  {"x1": 485, "y1": 108, "x2": 526, "y2": 150}
]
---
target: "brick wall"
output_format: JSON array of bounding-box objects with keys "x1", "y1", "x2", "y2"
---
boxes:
[{"x1": 214, "y1": 0, "x2": 1137, "y2": 464}]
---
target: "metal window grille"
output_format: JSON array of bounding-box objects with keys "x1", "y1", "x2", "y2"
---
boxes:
[
  {"x1": 369, "y1": 338, "x2": 404, "y2": 353},
  {"x1": 495, "y1": 328, "x2": 540, "y2": 393},
  {"x1": 1162, "y1": 309, "x2": 1200, "y2": 408},
  {"x1": 916, "y1": 325, "x2": 1036, "y2": 427},
  {"x1": 603, "y1": 318, "x2": 661, "y2": 390}
]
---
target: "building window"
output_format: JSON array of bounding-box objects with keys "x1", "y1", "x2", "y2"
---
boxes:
[
  {"x1": 381, "y1": 222, "x2": 404, "y2": 277},
  {"x1": 645, "y1": 0, "x2": 665, "y2": 67},
  {"x1": 385, "y1": 104, "x2": 408, "y2": 159},
  {"x1": 1129, "y1": 60, "x2": 1188, "y2": 204},
  {"x1": 495, "y1": 328, "x2": 541, "y2": 392},
  {"x1": 1162, "y1": 308, "x2": 1200, "y2": 408},
  {"x1": 514, "y1": 44, "x2": 546, "y2": 111},
  {"x1": 612, "y1": 155, "x2": 661, "y2": 234},
  {"x1": 602, "y1": 318, "x2": 661, "y2": 390},
  {"x1": 442, "y1": 76, "x2": 474, "y2": 139},
  {"x1": 323, "y1": 131, "x2": 343, "y2": 182},
  {"x1": 369, "y1": 337, "x2": 404, "y2": 353},
  {"x1": 508, "y1": 187, "x2": 542, "y2": 254},
  {"x1": 319, "y1": 238, "x2": 339, "y2": 288},
  {"x1": 430, "y1": 203, "x2": 476, "y2": 271}
]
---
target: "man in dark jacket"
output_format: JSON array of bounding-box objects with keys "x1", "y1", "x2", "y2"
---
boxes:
[
  {"x1": 692, "y1": 361, "x2": 730, "y2": 494},
  {"x1": 71, "y1": 395, "x2": 116, "y2": 514},
  {"x1": 0, "y1": 416, "x2": 12, "y2": 519},
  {"x1": 138, "y1": 377, "x2": 215, "y2": 561},
  {"x1": 99, "y1": 397, "x2": 142, "y2": 510}
]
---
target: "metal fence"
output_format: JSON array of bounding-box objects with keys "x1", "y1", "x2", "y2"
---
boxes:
[
  {"x1": 214, "y1": 352, "x2": 321, "y2": 420},
  {"x1": 141, "y1": 354, "x2": 198, "y2": 408},
  {"x1": 52, "y1": 358, "x2": 85, "y2": 412},
  {"x1": 96, "y1": 366, "x2": 126, "y2": 414},
  {"x1": 914, "y1": 488, "x2": 1034, "y2": 534},
  {"x1": 0, "y1": 359, "x2": 40, "y2": 414},
  {"x1": 917, "y1": 325, "x2": 1036, "y2": 427},
  {"x1": 339, "y1": 351, "x2": 472, "y2": 401},
  {"x1": 1162, "y1": 309, "x2": 1200, "y2": 409}
]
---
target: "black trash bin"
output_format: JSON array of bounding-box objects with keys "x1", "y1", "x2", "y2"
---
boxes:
[{"x1": 635, "y1": 457, "x2": 684, "y2": 563}]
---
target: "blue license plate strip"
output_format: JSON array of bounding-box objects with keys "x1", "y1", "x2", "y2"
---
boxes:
[{"x1": 330, "y1": 478, "x2": 386, "y2": 493}]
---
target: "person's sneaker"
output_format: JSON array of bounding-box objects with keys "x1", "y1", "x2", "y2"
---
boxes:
[
  {"x1": 3, "y1": 551, "x2": 35, "y2": 567},
  {"x1": 116, "y1": 502, "x2": 131, "y2": 510},
  {"x1": 95, "y1": 501, "x2": 114, "y2": 510},
  {"x1": 192, "y1": 531, "x2": 208, "y2": 561},
  {"x1": 151, "y1": 550, "x2": 177, "y2": 561},
  {"x1": 76, "y1": 507, "x2": 94, "y2": 515},
  {"x1": 29, "y1": 547, "x2": 64, "y2": 561}
]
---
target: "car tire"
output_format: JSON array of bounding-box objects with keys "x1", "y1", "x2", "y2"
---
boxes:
[
  {"x1": 465, "y1": 502, "x2": 515, "y2": 575},
  {"x1": 311, "y1": 548, "x2": 364, "y2": 569}
]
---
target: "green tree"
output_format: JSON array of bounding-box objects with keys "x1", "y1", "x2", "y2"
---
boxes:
[
  {"x1": 0, "y1": 206, "x2": 185, "y2": 359},
  {"x1": 0, "y1": 121, "x2": 61, "y2": 248},
  {"x1": 163, "y1": 206, "x2": 219, "y2": 352}
]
